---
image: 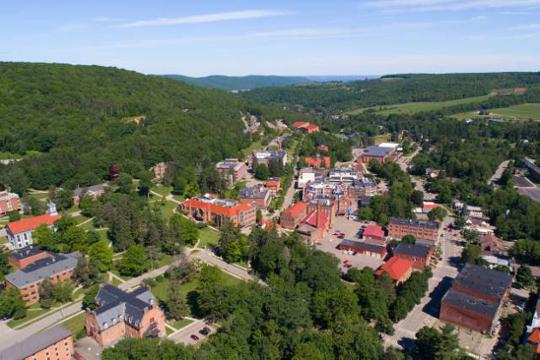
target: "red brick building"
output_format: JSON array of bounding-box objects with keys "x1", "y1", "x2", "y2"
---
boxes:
[
  {"x1": 440, "y1": 264, "x2": 512, "y2": 333},
  {"x1": 239, "y1": 185, "x2": 272, "y2": 210},
  {"x1": 393, "y1": 243, "x2": 433, "y2": 270},
  {"x1": 362, "y1": 224, "x2": 386, "y2": 242},
  {"x1": 181, "y1": 195, "x2": 256, "y2": 228},
  {"x1": 215, "y1": 159, "x2": 248, "y2": 187},
  {"x1": 337, "y1": 239, "x2": 387, "y2": 259},
  {"x1": 0, "y1": 325, "x2": 73, "y2": 360},
  {"x1": 85, "y1": 285, "x2": 166, "y2": 347},
  {"x1": 375, "y1": 256, "x2": 413, "y2": 284},
  {"x1": 388, "y1": 217, "x2": 439, "y2": 244},
  {"x1": 8, "y1": 246, "x2": 51, "y2": 270},
  {"x1": 0, "y1": 190, "x2": 21, "y2": 216},
  {"x1": 292, "y1": 121, "x2": 320, "y2": 134},
  {"x1": 305, "y1": 155, "x2": 331, "y2": 169},
  {"x1": 280, "y1": 201, "x2": 308, "y2": 229},
  {"x1": 359, "y1": 146, "x2": 397, "y2": 165}
]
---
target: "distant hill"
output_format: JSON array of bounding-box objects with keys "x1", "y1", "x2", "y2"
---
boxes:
[{"x1": 162, "y1": 74, "x2": 313, "y2": 91}]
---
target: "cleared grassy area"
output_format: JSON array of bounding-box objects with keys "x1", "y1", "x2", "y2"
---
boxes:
[
  {"x1": 159, "y1": 200, "x2": 177, "y2": 220},
  {"x1": 454, "y1": 103, "x2": 540, "y2": 121},
  {"x1": 151, "y1": 185, "x2": 173, "y2": 197},
  {"x1": 242, "y1": 139, "x2": 262, "y2": 159},
  {"x1": 198, "y1": 228, "x2": 219, "y2": 249},
  {"x1": 372, "y1": 134, "x2": 390, "y2": 145},
  {"x1": 169, "y1": 318, "x2": 194, "y2": 329},
  {"x1": 350, "y1": 95, "x2": 490, "y2": 115},
  {"x1": 58, "y1": 312, "x2": 86, "y2": 339}
]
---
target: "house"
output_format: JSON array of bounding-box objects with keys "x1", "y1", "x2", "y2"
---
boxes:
[
  {"x1": 463, "y1": 205, "x2": 486, "y2": 220},
  {"x1": 526, "y1": 294, "x2": 540, "y2": 355},
  {"x1": 362, "y1": 224, "x2": 386, "y2": 242},
  {"x1": 280, "y1": 201, "x2": 308, "y2": 229},
  {"x1": 393, "y1": 243, "x2": 433, "y2": 270},
  {"x1": 215, "y1": 159, "x2": 248, "y2": 187},
  {"x1": 72, "y1": 183, "x2": 108, "y2": 206},
  {"x1": 5, "y1": 202, "x2": 61, "y2": 249},
  {"x1": 264, "y1": 178, "x2": 281, "y2": 195},
  {"x1": 440, "y1": 264, "x2": 512, "y2": 333},
  {"x1": 239, "y1": 185, "x2": 272, "y2": 210},
  {"x1": 375, "y1": 256, "x2": 413, "y2": 284},
  {"x1": 479, "y1": 233, "x2": 506, "y2": 256},
  {"x1": 0, "y1": 325, "x2": 73, "y2": 360},
  {"x1": 253, "y1": 150, "x2": 287, "y2": 167},
  {"x1": 292, "y1": 121, "x2": 320, "y2": 134},
  {"x1": 337, "y1": 239, "x2": 387, "y2": 259},
  {"x1": 85, "y1": 285, "x2": 166, "y2": 347},
  {"x1": 0, "y1": 190, "x2": 21, "y2": 216},
  {"x1": 298, "y1": 168, "x2": 317, "y2": 188},
  {"x1": 181, "y1": 195, "x2": 256, "y2": 228},
  {"x1": 4, "y1": 252, "x2": 80, "y2": 305},
  {"x1": 464, "y1": 217, "x2": 494, "y2": 234},
  {"x1": 8, "y1": 246, "x2": 51, "y2": 270},
  {"x1": 359, "y1": 145, "x2": 397, "y2": 164},
  {"x1": 414, "y1": 201, "x2": 439, "y2": 215},
  {"x1": 305, "y1": 155, "x2": 331, "y2": 169},
  {"x1": 152, "y1": 162, "x2": 167, "y2": 180},
  {"x1": 388, "y1": 217, "x2": 440, "y2": 245}
]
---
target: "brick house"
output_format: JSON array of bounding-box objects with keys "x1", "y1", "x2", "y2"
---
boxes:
[
  {"x1": 359, "y1": 145, "x2": 397, "y2": 164},
  {"x1": 440, "y1": 264, "x2": 512, "y2": 333},
  {"x1": 215, "y1": 159, "x2": 247, "y2": 187},
  {"x1": 280, "y1": 201, "x2": 308, "y2": 229},
  {"x1": 393, "y1": 243, "x2": 433, "y2": 270},
  {"x1": 388, "y1": 217, "x2": 440, "y2": 245},
  {"x1": 0, "y1": 324, "x2": 73, "y2": 360},
  {"x1": 337, "y1": 239, "x2": 387, "y2": 259},
  {"x1": 239, "y1": 185, "x2": 272, "y2": 210},
  {"x1": 375, "y1": 256, "x2": 413, "y2": 284},
  {"x1": 181, "y1": 195, "x2": 256, "y2": 228},
  {"x1": 85, "y1": 285, "x2": 166, "y2": 347},
  {"x1": 4, "y1": 252, "x2": 80, "y2": 305},
  {"x1": 5, "y1": 202, "x2": 61, "y2": 249},
  {"x1": 8, "y1": 246, "x2": 51, "y2": 270},
  {"x1": 0, "y1": 190, "x2": 21, "y2": 216},
  {"x1": 362, "y1": 224, "x2": 386, "y2": 242}
]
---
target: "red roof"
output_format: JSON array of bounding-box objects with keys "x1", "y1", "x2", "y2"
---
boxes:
[
  {"x1": 283, "y1": 201, "x2": 307, "y2": 219},
  {"x1": 305, "y1": 156, "x2": 331, "y2": 169},
  {"x1": 530, "y1": 328, "x2": 540, "y2": 344},
  {"x1": 305, "y1": 210, "x2": 329, "y2": 229},
  {"x1": 292, "y1": 121, "x2": 309, "y2": 129},
  {"x1": 183, "y1": 198, "x2": 253, "y2": 218},
  {"x1": 6, "y1": 214, "x2": 61, "y2": 234},
  {"x1": 376, "y1": 256, "x2": 413, "y2": 282},
  {"x1": 363, "y1": 225, "x2": 385, "y2": 240}
]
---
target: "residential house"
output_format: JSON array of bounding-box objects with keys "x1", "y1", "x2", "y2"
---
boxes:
[
  {"x1": 264, "y1": 178, "x2": 281, "y2": 195},
  {"x1": 337, "y1": 239, "x2": 387, "y2": 259},
  {"x1": 0, "y1": 190, "x2": 21, "y2": 216},
  {"x1": 0, "y1": 325, "x2": 73, "y2": 360},
  {"x1": 5, "y1": 202, "x2": 61, "y2": 249},
  {"x1": 215, "y1": 159, "x2": 248, "y2": 187},
  {"x1": 72, "y1": 183, "x2": 108, "y2": 206},
  {"x1": 253, "y1": 150, "x2": 287, "y2": 167},
  {"x1": 440, "y1": 264, "x2": 512, "y2": 333},
  {"x1": 181, "y1": 194, "x2": 256, "y2": 228},
  {"x1": 8, "y1": 246, "x2": 51, "y2": 270},
  {"x1": 375, "y1": 256, "x2": 413, "y2": 284},
  {"x1": 292, "y1": 121, "x2": 320, "y2": 134},
  {"x1": 239, "y1": 185, "x2": 272, "y2": 210},
  {"x1": 85, "y1": 285, "x2": 166, "y2": 347},
  {"x1": 4, "y1": 252, "x2": 80, "y2": 305},
  {"x1": 464, "y1": 217, "x2": 494, "y2": 235},
  {"x1": 393, "y1": 243, "x2": 433, "y2": 270},
  {"x1": 388, "y1": 217, "x2": 440, "y2": 245}
]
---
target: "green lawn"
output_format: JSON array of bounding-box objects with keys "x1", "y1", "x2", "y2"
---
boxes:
[
  {"x1": 454, "y1": 103, "x2": 540, "y2": 121},
  {"x1": 198, "y1": 228, "x2": 219, "y2": 249},
  {"x1": 350, "y1": 95, "x2": 490, "y2": 115},
  {"x1": 58, "y1": 312, "x2": 86, "y2": 339},
  {"x1": 372, "y1": 134, "x2": 390, "y2": 145},
  {"x1": 151, "y1": 185, "x2": 173, "y2": 197},
  {"x1": 169, "y1": 318, "x2": 194, "y2": 329},
  {"x1": 159, "y1": 200, "x2": 177, "y2": 220},
  {"x1": 242, "y1": 139, "x2": 262, "y2": 159},
  {"x1": 7, "y1": 306, "x2": 50, "y2": 328}
]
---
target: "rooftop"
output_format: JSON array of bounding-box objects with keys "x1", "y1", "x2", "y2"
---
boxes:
[
  {"x1": 339, "y1": 239, "x2": 387, "y2": 253},
  {"x1": 363, "y1": 145, "x2": 395, "y2": 157},
  {"x1": 74, "y1": 183, "x2": 108, "y2": 197},
  {"x1": 239, "y1": 185, "x2": 269, "y2": 199},
  {"x1": 376, "y1": 256, "x2": 413, "y2": 281},
  {"x1": 283, "y1": 201, "x2": 307, "y2": 219},
  {"x1": 6, "y1": 213, "x2": 61, "y2": 234},
  {"x1": 0, "y1": 325, "x2": 71, "y2": 360},
  {"x1": 9, "y1": 246, "x2": 48, "y2": 260},
  {"x1": 394, "y1": 243, "x2": 431, "y2": 258},
  {"x1": 389, "y1": 217, "x2": 439, "y2": 230},
  {"x1": 442, "y1": 287, "x2": 499, "y2": 317},
  {"x1": 454, "y1": 264, "x2": 512, "y2": 300}
]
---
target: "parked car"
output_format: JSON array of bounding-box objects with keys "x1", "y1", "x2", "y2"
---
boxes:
[
  {"x1": 190, "y1": 334, "x2": 200, "y2": 341},
  {"x1": 199, "y1": 327, "x2": 211, "y2": 336}
]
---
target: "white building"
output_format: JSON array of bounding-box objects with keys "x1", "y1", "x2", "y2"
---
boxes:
[
  {"x1": 5, "y1": 202, "x2": 60, "y2": 249},
  {"x1": 298, "y1": 168, "x2": 317, "y2": 188}
]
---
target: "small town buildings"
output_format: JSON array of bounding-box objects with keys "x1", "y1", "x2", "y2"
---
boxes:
[
  {"x1": 523, "y1": 157, "x2": 540, "y2": 182},
  {"x1": 264, "y1": 178, "x2": 281, "y2": 195},
  {"x1": 318, "y1": 144, "x2": 329, "y2": 152},
  {"x1": 0, "y1": 324, "x2": 73, "y2": 360},
  {"x1": 0, "y1": 190, "x2": 21, "y2": 216},
  {"x1": 440, "y1": 264, "x2": 512, "y2": 333},
  {"x1": 181, "y1": 194, "x2": 256, "y2": 228},
  {"x1": 152, "y1": 162, "x2": 168, "y2": 181},
  {"x1": 298, "y1": 168, "x2": 318, "y2": 188},
  {"x1": 253, "y1": 150, "x2": 287, "y2": 166},
  {"x1": 215, "y1": 159, "x2": 248, "y2": 187},
  {"x1": 414, "y1": 201, "x2": 439, "y2": 215},
  {"x1": 479, "y1": 233, "x2": 506, "y2": 256},
  {"x1": 280, "y1": 201, "x2": 308, "y2": 229},
  {"x1": 526, "y1": 295, "x2": 540, "y2": 354},
  {"x1": 463, "y1": 205, "x2": 486, "y2": 220},
  {"x1": 72, "y1": 183, "x2": 108, "y2": 206},
  {"x1": 4, "y1": 252, "x2": 80, "y2": 305},
  {"x1": 239, "y1": 184, "x2": 272, "y2": 210},
  {"x1": 8, "y1": 246, "x2": 51, "y2": 270},
  {"x1": 85, "y1": 285, "x2": 166, "y2": 347},
  {"x1": 5, "y1": 202, "x2": 61, "y2": 249},
  {"x1": 292, "y1": 121, "x2": 320, "y2": 134},
  {"x1": 305, "y1": 155, "x2": 331, "y2": 169},
  {"x1": 359, "y1": 145, "x2": 397, "y2": 164},
  {"x1": 388, "y1": 217, "x2": 440, "y2": 245},
  {"x1": 337, "y1": 239, "x2": 387, "y2": 259},
  {"x1": 464, "y1": 217, "x2": 494, "y2": 235},
  {"x1": 393, "y1": 243, "x2": 433, "y2": 270},
  {"x1": 349, "y1": 178, "x2": 378, "y2": 199},
  {"x1": 327, "y1": 167, "x2": 361, "y2": 184},
  {"x1": 375, "y1": 256, "x2": 413, "y2": 284},
  {"x1": 362, "y1": 224, "x2": 386, "y2": 242},
  {"x1": 297, "y1": 206, "x2": 331, "y2": 244}
]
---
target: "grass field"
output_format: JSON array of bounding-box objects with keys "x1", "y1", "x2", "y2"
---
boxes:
[
  {"x1": 454, "y1": 103, "x2": 540, "y2": 121},
  {"x1": 198, "y1": 227, "x2": 219, "y2": 249},
  {"x1": 59, "y1": 312, "x2": 86, "y2": 339},
  {"x1": 349, "y1": 95, "x2": 490, "y2": 115},
  {"x1": 151, "y1": 185, "x2": 173, "y2": 197}
]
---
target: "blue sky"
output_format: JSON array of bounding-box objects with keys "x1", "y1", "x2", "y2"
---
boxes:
[{"x1": 2, "y1": 0, "x2": 540, "y2": 75}]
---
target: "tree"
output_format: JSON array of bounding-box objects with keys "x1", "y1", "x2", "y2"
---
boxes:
[
  {"x1": 402, "y1": 235, "x2": 416, "y2": 244},
  {"x1": 411, "y1": 190, "x2": 424, "y2": 207},
  {"x1": 516, "y1": 265, "x2": 535, "y2": 289},
  {"x1": 254, "y1": 164, "x2": 270, "y2": 180},
  {"x1": 39, "y1": 279, "x2": 56, "y2": 309},
  {"x1": 461, "y1": 244, "x2": 482, "y2": 264},
  {"x1": 463, "y1": 229, "x2": 480, "y2": 243},
  {"x1": 256, "y1": 209, "x2": 263, "y2": 223},
  {"x1": 118, "y1": 245, "x2": 149, "y2": 276},
  {"x1": 116, "y1": 173, "x2": 133, "y2": 194},
  {"x1": 53, "y1": 281, "x2": 74, "y2": 303},
  {"x1": 428, "y1": 207, "x2": 447, "y2": 222},
  {"x1": 89, "y1": 239, "x2": 113, "y2": 271},
  {"x1": 411, "y1": 325, "x2": 469, "y2": 360},
  {"x1": 73, "y1": 257, "x2": 102, "y2": 287},
  {"x1": 82, "y1": 285, "x2": 99, "y2": 310},
  {"x1": 166, "y1": 282, "x2": 189, "y2": 320},
  {"x1": 0, "y1": 288, "x2": 26, "y2": 319},
  {"x1": 0, "y1": 248, "x2": 12, "y2": 281},
  {"x1": 21, "y1": 195, "x2": 46, "y2": 215},
  {"x1": 218, "y1": 220, "x2": 249, "y2": 263}
]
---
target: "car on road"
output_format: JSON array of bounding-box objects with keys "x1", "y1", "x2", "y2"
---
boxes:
[
  {"x1": 190, "y1": 334, "x2": 200, "y2": 341},
  {"x1": 199, "y1": 327, "x2": 211, "y2": 336}
]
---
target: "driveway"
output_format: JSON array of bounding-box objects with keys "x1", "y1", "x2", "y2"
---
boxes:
[{"x1": 168, "y1": 320, "x2": 215, "y2": 346}]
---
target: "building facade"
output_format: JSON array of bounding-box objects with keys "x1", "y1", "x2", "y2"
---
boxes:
[
  {"x1": 359, "y1": 145, "x2": 397, "y2": 164},
  {"x1": 5, "y1": 202, "x2": 60, "y2": 249},
  {"x1": 0, "y1": 325, "x2": 73, "y2": 360},
  {"x1": 239, "y1": 185, "x2": 272, "y2": 210},
  {"x1": 393, "y1": 243, "x2": 433, "y2": 270},
  {"x1": 8, "y1": 246, "x2": 51, "y2": 270},
  {"x1": 215, "y1": 159, "x2": 247, "y2": 187},
  {"x1": 0, "y1": 190, "x2": 21, "y2": 216},
  {"x1": 280, "y1": 201, "x2": 308, "y2": 229},
  {"x1": 181, "y1": 195, "x2": 256, "y2": 228},
  {"x1": 388, "y1": 217, "x2": 439, "y2": 244}
]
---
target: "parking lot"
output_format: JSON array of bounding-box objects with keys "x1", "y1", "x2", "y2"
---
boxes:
[{"x1": 168, "y1": 319, "x2": 216, "y2": 346}]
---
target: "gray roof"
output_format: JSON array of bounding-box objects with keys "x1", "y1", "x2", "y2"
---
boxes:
[
  {"x1": 239, "y1": 185, "x2": 269, "y2": 199},
  {"x1": 364, "y1": 146, "x2": 394, "y2": 157},
  {"x1": 0, "y1": 325, "x2": 72, "y2": 360},
  {"x1": 454, "y1": 264, "x2": 512, "y2": 300},
  {"x1": 94, "y1": 285, "x2": 155, "y2": 331},
  {"x1": 74, "y1": 183, "x2": 108, "y2": 197},
  {"x1": 9, "y1": 246, "x2": 47, "y2": 260},
  {"x1": 389, "y1": 217, "x2": 439, "y2": 230},
  {"x1": 442, "y1": 287, "x2": 500, "y2": 317},
  {"x1": 394, "y1": 243, "x2": 431, "y2": 258},
  {"x1": 338, "y1": 239, "x2": 386, "y2": 253},
  {"x1": 5, "y1": 252, "x2": 80, "y2": 288}
]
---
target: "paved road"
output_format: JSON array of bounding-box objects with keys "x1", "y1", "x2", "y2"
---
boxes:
[
  {"x1": 168, "y1": 319, "x2": 211, "y2": 345},
  {"x1": 396, "y1": 147, "x2": 420, "y2": 173},
  {"x1": 488, "y1": 160, "x2": 510, "y2": 185},
  {"x1": 193, "y1": 249, "x2": 264, "y2": 285}
]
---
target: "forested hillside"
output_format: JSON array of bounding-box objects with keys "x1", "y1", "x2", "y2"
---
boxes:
[
  {"x1": 0, "y1": 62, "x2": 282, "y2": 190},
  {"x1": 163, "y1": 74, "x2": 312, "y2": 91},
  {"x1": 242, "y1": 72, "x2": 540, "y2": 113}
]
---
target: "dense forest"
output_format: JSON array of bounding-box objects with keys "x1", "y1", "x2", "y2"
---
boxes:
[
  {"x1": 163, "y1": 74, "x2": 312, "y2": 91},
  {"x1": 242, "y1": 72, "x2": 540, "y2": 113},
  {"x1": 0, "y1": 62, "x2": 293, "y2": 191}
]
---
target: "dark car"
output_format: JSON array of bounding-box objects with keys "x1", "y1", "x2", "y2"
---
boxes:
[
  {"x1": 190, "y1": 334, "x2": 200, "y2": 341},
  {"x1": 199, "y1": 327, "x2": 211, "y2": 336}
]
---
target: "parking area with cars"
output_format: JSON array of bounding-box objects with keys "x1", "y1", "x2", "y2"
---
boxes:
[{"x1": 168, "y1": 320, "x2": 216, "y2": 346}]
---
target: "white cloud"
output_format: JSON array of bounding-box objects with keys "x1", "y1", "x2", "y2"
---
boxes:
[
  {"x1": 363, "y1": 0, "x2": 540, "y2": 12},
  {"x1": 116, "y1": 9, "x2": 291, "y2": 28}
]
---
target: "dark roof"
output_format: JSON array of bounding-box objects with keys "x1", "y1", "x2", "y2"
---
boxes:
[
  {"x1": 389, "y1": 217, "x2": 439, "y2": 230},
  {"x1": 394, "y1": 243, "x2": 431, "y2": 258},
  {"x1": 239, "y1": 185, "x2": 269, "y2": 199},
  {"x1": 94, "y1": 285, "x2": 156, "y2": 331},
  {"x1": 0, "y1": 325, "x2": 71, "y2": 360},
  {"x1": 454, "y1": 264, "x2": 512, "y2": 300},
  {"x1": 442, "y1": 288, "x2": 499, "y2": 317},
  {"x1": 9, "y1": 246, "x2": 47, "y2": 260},
  {"x1": 364, "y1": 146, "x2": 394, "y2": 157},
  {"x1": 74, "y1": 183, "x2": 108, "y2": 197},
  {"x1": 338, "y1": 239, "x2": 386, "y2": 253}
]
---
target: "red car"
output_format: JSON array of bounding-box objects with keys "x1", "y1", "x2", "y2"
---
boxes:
[{"x1": 190, "y1": 334, "x2": 200, "y2": 341}]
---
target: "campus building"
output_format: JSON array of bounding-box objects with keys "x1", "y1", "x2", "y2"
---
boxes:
[
  {"x1": 337, "y1": 239, "x2": 387, "y2": 259},
  {"x1": 5, "y1": 202, "x2": 60, "y2": 249},
  {"x1": 239, "y1": 184, "x2": 272, "y2": 210},
  {"x1": 393, "y1": 243, "x2": 433, "y2": 270},
  {"x1": 359, "y1": 145, "x2": 397, "y2": 164},
  {"x1": 8, "y1": 246, "x2": 51, "y2": 270},
  {"x1": 215, "y1": 159, "x2": 247, "y2": 187},
  {"x1": 292, "y1": 121, "x2": 320, "y2": 134},
  {"x1": 388, "y1": 217, "x2": 440, "y2": 244},
  {"x1": 85, "y1": 285, "x2": 166, "y2": 347},
  {"x1": 181, "y1": 194, "x2": 256, "y2": 228},
  {"x1": 280, "y1": 201, "x2": 308, "y2": 229},
  {"x1": 253, "y1": 150, "x2": 287, "y2": 166},
  {"x1": 375, "y1": 256, "x2": 413, "y2": 284},
  {"x1": 72, "y1": 183, "x2": 108, "y2": 206},
  {"x1": 0, "y1": 325, "x2": 73, "y2": 360},
  {"x1": 0, "y1": 190, "x2": 21, "y2": 216}
]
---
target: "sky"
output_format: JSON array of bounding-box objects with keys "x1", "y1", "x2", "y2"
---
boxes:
[{"x1": 2, "y1": 0, "x2": 540, "y2": 76}]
